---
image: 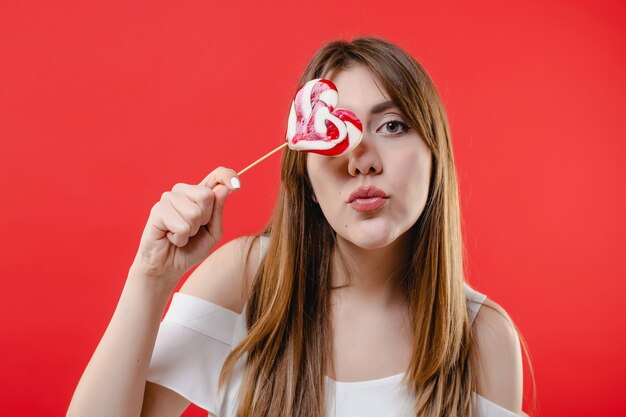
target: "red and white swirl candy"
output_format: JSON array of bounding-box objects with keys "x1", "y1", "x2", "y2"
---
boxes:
[{"x1": 286, "y1": 79, "x2": 362, "y2": 156}]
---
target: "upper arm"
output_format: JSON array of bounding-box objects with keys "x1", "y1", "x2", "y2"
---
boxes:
[
  {"x1": 472, "y1": 297, "x2": 524, "y2": 415},
  {"x1": 140, "y1": 235, "x2": 263, "y2": 416},
  {"x1": 140, "y1": 382, "x2": 190, "y2": 417}
]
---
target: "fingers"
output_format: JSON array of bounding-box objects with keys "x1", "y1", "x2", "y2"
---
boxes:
[
  {"x1": 160, "y1": 184, "x2": 217, "y2": 245},
  {"x1": 198, "y1": 167, "x2": 240, "y2": 239},
  {"x1": 150, "y1": 199, "x2": 193, "y2": 247},
  {"x1": 163, "y1": 190, "x2": 207, "y2": 240},
  {"x1": 199, "y1": 167, "x2": 241, "y2": 192},
  {"x1": 207, "y1": 184, "x2": 227, "y2": 239},
  {"x1": 153, "y1": 167, "x2": 241, "y2": 247},
  {"x1": 171, "y1": 183, "x2": 215, "y2": 226}
]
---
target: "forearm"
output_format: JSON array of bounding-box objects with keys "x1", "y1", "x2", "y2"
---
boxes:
[{"x1": 67, "y1": 270, "x2": 177, "y2": 417}]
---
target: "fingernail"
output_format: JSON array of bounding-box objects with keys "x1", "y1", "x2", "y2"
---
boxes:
[{"x1": 230, "y1": 177, "x2": 241, "y2": 189}]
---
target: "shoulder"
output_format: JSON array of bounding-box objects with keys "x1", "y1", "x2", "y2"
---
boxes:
[
  {"x1": 472, "y1": 296, "x2": 524, "y2": 415},
  {"x1": 179, "y1": 234, "x2": 264, "y2": 314}
]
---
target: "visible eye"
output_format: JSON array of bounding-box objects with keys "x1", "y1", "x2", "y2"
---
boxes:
[{"x1": 378, "y1": 119, "x2": 410, "y2": 136}]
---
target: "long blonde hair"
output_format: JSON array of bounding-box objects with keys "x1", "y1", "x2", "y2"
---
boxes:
[{"x1": 219, "y1": 36, "x2": 535, "y2": 417}]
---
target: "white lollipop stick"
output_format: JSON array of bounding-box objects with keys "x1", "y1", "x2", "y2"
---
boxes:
[
  {"x1": 212, "y1": 142, "x2": 288, "y2": 191},
  {"x1": 237, "y1": 142, "x2": 288, "y2": 175}
]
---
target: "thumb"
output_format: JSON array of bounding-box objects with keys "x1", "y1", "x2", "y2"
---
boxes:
[{"x1": 207, "y1": 183, "x2": 231, "y2": 238}]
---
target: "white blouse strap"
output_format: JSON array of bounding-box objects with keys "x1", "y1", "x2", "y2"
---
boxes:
[
  {"x1": 464, "y1": 282, "x2": 487, "y2": 326},
  {"x1": 259, "y1": 235, "x2": 269, "y2": 262}
]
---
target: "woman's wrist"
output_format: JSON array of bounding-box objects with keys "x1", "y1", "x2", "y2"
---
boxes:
[{"x1": 125, "y1": 266, "x2": 181, "y2": 303}]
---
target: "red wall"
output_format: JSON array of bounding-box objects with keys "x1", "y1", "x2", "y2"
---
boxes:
[{"x1": 1, "y1": 1, "x2": 624, "y2": 415}]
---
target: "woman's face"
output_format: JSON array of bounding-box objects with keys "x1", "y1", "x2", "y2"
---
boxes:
[{"x1": 306, "y1": 65, "x2": 432, "y2": 250}]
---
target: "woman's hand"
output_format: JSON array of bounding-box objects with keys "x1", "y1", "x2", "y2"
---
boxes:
[{"x1": 130, "y1": 167, "x2": 240, "y2": 284}]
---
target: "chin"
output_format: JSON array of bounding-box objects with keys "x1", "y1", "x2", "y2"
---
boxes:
[
  {"x1": 352, "y1": 238, "x2": 394, "y2": 250},
  {"x1": 332, "y1": 216, "x2": 416, "y2": 251},
  {"x1": 338, "y1": 229, "x2": 399, "y2": 250}
]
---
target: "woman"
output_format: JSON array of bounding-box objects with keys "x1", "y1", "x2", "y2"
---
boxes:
[{"x1": 68, "y1": 37, "x2": 533, "y2": 417}]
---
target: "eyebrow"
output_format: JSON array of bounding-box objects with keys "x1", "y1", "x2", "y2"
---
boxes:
[{"x1": 369, "y1": 100, "x2": 397, "y2": 115}]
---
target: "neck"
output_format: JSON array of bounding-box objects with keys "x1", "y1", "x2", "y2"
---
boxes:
[{"x1": 331, "y1": 230, "x2": 414, "y2": 307}]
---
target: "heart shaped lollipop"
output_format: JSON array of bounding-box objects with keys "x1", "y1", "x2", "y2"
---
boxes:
[
  {"x1": 230, "y1": 79, "x2": 363, "y2": 180},
  {"x1": 286, "y1": 79, "x2": 363, "y2": 156}
]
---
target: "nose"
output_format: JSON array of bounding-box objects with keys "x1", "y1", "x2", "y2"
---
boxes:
[{"x1": 347, "y1": 132, "x2": 382, "y2": 176}]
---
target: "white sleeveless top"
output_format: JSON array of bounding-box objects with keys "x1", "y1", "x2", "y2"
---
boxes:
[{"x1": 147, "y1": 236, "x2": 519, "y2": 417}]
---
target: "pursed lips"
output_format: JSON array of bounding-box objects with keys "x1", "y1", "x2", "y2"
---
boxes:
[{"x1": 347, "y1": 186, "x2": 389, "y2": 212}]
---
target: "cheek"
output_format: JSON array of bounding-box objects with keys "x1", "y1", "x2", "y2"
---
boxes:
[
  {"x1": 306, "y1": 154, "x2": 324, "y2": 187},
  {"x1": 306, "y1": 156, "x2": 334, "y2": 204},
  {"x1": 394, "y1": 142, "x2": 429, "y2": 174},
  {"x1": 306, "y1": 154, "x2": 347, "y2": 195},
  {"x1": 390, "y1": 145, "x2": 431, "y2": 204}
]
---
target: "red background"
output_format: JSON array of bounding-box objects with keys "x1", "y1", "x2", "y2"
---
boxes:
[{"x1": 1, "y1": 1, "x2": 624, "y2": 416}]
